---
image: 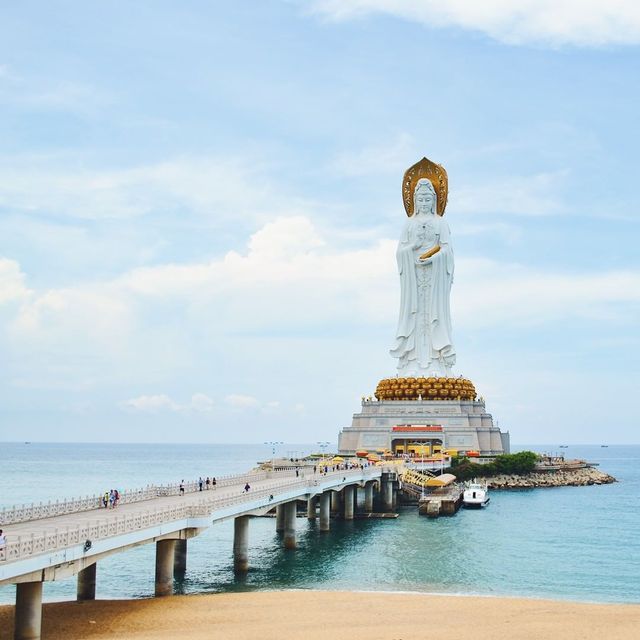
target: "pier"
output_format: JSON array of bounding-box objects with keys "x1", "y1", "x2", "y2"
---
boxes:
[
  {"x1": 400, "y1": 471, "x2": 463, "y2": 517},
  {"x1": 0, "y1": 466, "x2": 394, "y2": 640}
]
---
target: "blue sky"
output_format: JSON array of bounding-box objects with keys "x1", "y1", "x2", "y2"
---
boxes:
[{"x1": 0, "y1": 1, "x2": 639, "y2": 444}]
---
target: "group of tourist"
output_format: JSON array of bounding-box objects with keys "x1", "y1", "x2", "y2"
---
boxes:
[
  {"x1": 315, "y1": 461, "x2": 372, "y2": 475},
  {"x1": 199, "y1": 476, "x2": 217, "y2": 491},
  {"x1": 102, "y1": 489, "x2": 120, "y2": 508},
  {"x1": 178, "y1": 477, "x2": 218, "y2": 496}
]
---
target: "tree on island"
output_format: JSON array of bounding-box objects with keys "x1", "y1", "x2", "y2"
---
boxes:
[{"x1": 449, "y1": 451, "x2": 539, "y2": 481}]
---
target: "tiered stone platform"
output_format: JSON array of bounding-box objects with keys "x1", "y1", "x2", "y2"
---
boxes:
[{"x1": 338, "y1": 376, "x2": 510, "y2": 456}]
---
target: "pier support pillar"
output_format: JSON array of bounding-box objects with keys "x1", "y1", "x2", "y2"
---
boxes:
[
  {"x1": 331, "y1": 490, "x2": 342, "y2": 514},
  {"x1": 343, "y1": 486, "x2": 355, "y2": 520},
  {"x1": 233, "y1": 515, "x2": 250, "y2": 572},
  {"x1": 283, "y1": 501, "x2": 297, "y2": 550},
  {"x1": 364, "y1": 482, "x2": 374, "y2": 512},
  {"x1": 76, "y1": 563, "x2": 97, "y2": 601},
  {"x1": 275, "y1": 504, "x2": 285, "y2": 532},
  {"x1": 382, "y1": 480, "x2": 394, "y2": 512},
  {"x1": 155, "y1": 539, "x2": 176, "y2": 597},
  {"x1": 14, "y1": 581, "x2": 42, "y2": 640},
  {"x1": 319, "y1": 492, "x2": 331, "y2": 532},
  {"x1": 392, "y1": 485, "x2": 397, "y2": 509},
  {"x1": 174, "y1": 539, "x2": 187, "y2": 578},
  {"x1": 307, "y1": 496, "x2": 317, "y2": 520}
]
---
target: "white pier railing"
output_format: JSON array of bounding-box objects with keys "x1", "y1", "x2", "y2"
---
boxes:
[
  {"x1": 0, "y1": 467, "x2": 381, "y2": 564},
  {"x1": 0, "y1": 469, "x2": 294, "y2": 526}
]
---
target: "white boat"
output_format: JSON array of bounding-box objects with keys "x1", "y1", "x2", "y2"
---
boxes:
[{"x1": 463, "y1": 480, "x2": 490, "y2": 508}]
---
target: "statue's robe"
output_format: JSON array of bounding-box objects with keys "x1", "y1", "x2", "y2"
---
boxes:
[{"x1": 390, "y1": 213, "x2": 456, "y2": 374}]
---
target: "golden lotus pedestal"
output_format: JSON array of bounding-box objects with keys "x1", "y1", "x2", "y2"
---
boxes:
[{"x1": 375, "y1": 376, "x2": 477, "y2": 402}]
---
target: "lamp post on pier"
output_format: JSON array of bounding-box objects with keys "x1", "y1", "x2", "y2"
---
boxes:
[
  {"x1": 264, "y1": 441, "x2": 283, "y2": 471},
  {"x1": 317, "y1": 441, "x2": 330, "y2": 472}
]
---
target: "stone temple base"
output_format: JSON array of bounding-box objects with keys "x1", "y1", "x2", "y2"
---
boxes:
[{"x1": 337, "y1": 397, "x2": 509, "y2": 456}]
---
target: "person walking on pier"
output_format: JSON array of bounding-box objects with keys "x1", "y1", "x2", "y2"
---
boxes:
[
  {"x1": 212, "y1": 477, "x2": 217, "y2": 489},
  {"x1": 198, "y1": 477, "x2": 204, "y2": 491},
  {"x1": 179, "y1": 480, "x2": 185, "y2": 496},
  {"x1": 0, "y1": 529, "x2": 6, "y2": 547},
  {"x1": 243, "y1": 482, "x2": 250, "y2": 493},
  {"x1": 205, "y1": 476, "x2": 210, "y2": 490}
]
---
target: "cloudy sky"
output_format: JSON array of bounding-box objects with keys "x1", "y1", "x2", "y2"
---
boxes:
[{"x1": 1, "y1": 1, "x2": 639, "y2": 445}]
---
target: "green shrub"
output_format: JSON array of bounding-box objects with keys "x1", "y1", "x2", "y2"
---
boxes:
[{"x1": 448, "y1": 451, "x2": 539, "y2": 481}]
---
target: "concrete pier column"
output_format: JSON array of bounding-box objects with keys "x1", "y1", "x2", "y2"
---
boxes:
[
  {"x1": 14, "y1": 581, "x2": 42, "y2": 640},
  {"x1": 174, "y1": 539, "x2": 187, "y2": 578},
  {"x1": 343, "y1": 486, "x2": 355, "y2": 520},
  {"x1": 382, "y1": 479, "x2": 394, "y2": 512},
  {"x1": 319, "y1": 492, "x2": 331, "y2": 532},
  {"x1": 76, "y1": 563, "x2": 97, "y2": 601},
  {"x1": 307, "y1": 496, "x2": 317, "y2": 520},
  {"x1": 233, "y1": 516, "x2": 250, "y2": 572},
  {"x1": 364, "y1": 482, "x2": 374, "y2": 512},
  {"x1": 275, "y1": 504, "x2": 285, "y2": 532},
  {"x1": 155, "y1": 539, "x2": 176, "y2": 597},
  {"x1": 392, "y1": 485, "x2": 398, "y2": 509},
  {"x1": 331, "y1": 490, "x2": 342, "y2": 514},
  {"x1": 283, "y1": 501, "x2": 297, "y2": 550}
]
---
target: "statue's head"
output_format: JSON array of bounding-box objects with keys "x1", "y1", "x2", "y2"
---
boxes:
[{"x1": 413, "y1": 179, "x2": 437, "y2": 216}]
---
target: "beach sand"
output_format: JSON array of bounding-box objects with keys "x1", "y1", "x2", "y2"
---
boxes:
[{"x1": 1, "y1": 590, "x2": 639, "y2": 640}]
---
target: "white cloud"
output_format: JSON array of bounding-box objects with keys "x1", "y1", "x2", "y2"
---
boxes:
[
  {"x1": 310, "y1": 1, "x2": 640, "y2": 47},
  {"x1": 10, "y1": 286, "x2": 133, "y2": 360},
  {"x1": 453, "y1": 258, "x2": 640, "y2": 327},
  {"x1": 0, "y1": 258, "x2": 31, "y2": 305},
  {"x1": 0, "y1": 154, "x2": 299, "y2": 222},
  {"x1": 225, "y1": 394, "x2": 260, "y2": 409},
  {"x1": 261, "y1": 400, "x2": 281, "y2": 414},
  {"x1": 248, "y1": 216, "x2": 325, "y2": 259},
  {"x1": 3, "y1": 217, "x2": 640, "y2": 395},
  {"x1": 190, "y1": 393, "x2": 215, "y2": 413},
  {"x1": 124, "y1": 394, "x2": 181, "y2": 413},
  {"x1": 122, "y1": 392, "x2": 215, "y2": 414}
]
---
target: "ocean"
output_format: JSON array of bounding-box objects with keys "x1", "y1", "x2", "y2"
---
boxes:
[{"x1": 1, "y1": 442, "x2": 638, "y2": 605}]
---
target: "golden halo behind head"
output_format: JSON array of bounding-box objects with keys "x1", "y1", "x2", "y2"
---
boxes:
[{"x1": 403, "y1": 156, "x2": 448, "y2": 216}]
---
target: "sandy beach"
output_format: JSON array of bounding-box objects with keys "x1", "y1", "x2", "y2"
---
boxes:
[{"x1": 1, "y1": 590, "x2": 639, "y2": 640}]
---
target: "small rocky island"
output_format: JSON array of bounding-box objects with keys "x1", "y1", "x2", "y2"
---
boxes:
[
  {"x1": 450, "y1": 452, "x2": 617, "y2": 489},
  {"x1": 486, "y1": 466, "x2": 616, "y2": 489}
]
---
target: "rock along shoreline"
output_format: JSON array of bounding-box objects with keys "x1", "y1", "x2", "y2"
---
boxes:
[{"x1": 486, "y1": 466, "x2": 617, "y2": 489}]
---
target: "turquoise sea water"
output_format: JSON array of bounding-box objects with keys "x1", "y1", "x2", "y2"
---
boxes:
[{"x1": 0, "y1": 443, "x2": 638, "y2": 605}]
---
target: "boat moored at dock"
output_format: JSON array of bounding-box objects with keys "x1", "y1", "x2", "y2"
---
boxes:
[{"x1": 463, "y1": 480, "x2": 490, "y2": 508}]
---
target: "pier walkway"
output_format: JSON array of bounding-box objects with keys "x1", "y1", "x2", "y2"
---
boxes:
[{"x1": 0, "y1": 466, "x2": 396, "y2": 640}]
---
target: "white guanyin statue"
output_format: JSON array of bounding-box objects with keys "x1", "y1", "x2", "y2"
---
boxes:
[{"x1": 390, "y1": 157, "x2": 456, "y2": 377}]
